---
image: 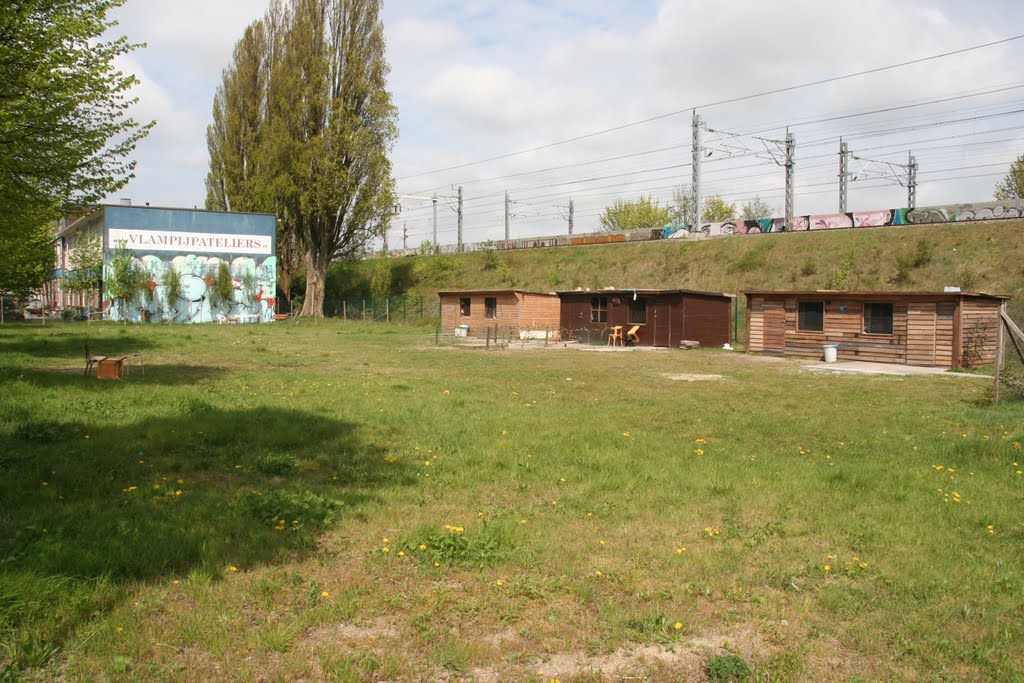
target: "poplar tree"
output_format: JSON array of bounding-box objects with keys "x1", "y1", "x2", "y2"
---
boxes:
[{"x1": 206, "y1": 0, "x2": 397, "y2": 317}]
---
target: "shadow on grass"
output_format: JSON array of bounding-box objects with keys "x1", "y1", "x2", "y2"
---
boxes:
[
  {"x1": 0, "y1": 329, "x2": 160, "y2": 359},
  {"x1": 0, "y1": 405, "x2": 412, "y2": 668},
  {"x1": 0, "y1": 364, "x2": 225, "y2": 387}
]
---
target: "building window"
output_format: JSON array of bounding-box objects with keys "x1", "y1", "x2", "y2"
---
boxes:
[
  {"x1": 628, "y1": 299, "x2": 646, "y2": 324},
  {"x1": 485, "y1": 297, "x2": 497, "y2": 319},
  {"x1": 460, "y1": 298, "x2": 471, "y2": 316},
  {"x1": 590, "y1": 296, "x2": 608, "y2": 323},
  {"x1": 798, "y1": 301, "x2": 824, "y2": 331},
  {"x1": 864, "y1": 302, "x2": 893, "y2": 334}
]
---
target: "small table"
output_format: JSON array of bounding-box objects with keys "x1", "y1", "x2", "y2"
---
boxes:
[
  {"x1": 96, "y1": 356, "x2": 127, "y2": 380},
  {"x1": 236, "y1": 313, "x2": 261, "y2": 323}
]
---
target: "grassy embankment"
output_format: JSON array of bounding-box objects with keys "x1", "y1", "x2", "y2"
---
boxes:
[
  {"x1": 1, "y1": 320, "x2": 1022, "y2": 681},
  {"x1": 338, "y1": 220, "x2": 1024, "y2": 322}
]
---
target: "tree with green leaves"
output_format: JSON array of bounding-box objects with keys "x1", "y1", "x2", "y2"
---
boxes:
[
  {"x1": 598, "y1": 195, "x2": 672, "y2": 232},
  {"x1": 63, "y1": 233, "x2": 104, "y2": 312},
  {"x1": 701, "y1": 195, "x2": 736, "y2": 223},
  {"x1": 994, "y1": 155, "x2": 1024, "y2": 200},
  {"x1": 669, "y1": 185, "x2": 696, "y2": 226},
  {"x1": 207, "y1": 0, "x2": 398, "y2": 317},
  {"x1": 0, "y1": 1, "x2": 150, "y2": 306},
  {"x1": 0, "y1": 221, "x2": 52, "y2": 301},
  {"x1": 105, "y1": 244, "x2": 147, "y2": 321},
  {"x1": 740, "y1": 195, "x2": 775, "y2": 221},
  {"x1": 0, "y1": 0, "x2": 153, "y2": 229}
]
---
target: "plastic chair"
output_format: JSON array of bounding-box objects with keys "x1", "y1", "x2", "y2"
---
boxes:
[
  {"x1": 607, "y1": 326, "x2": 623, "y2": 346},
  {"x1": 626, "y1": 325, "x2": 641, "y2": 345}
]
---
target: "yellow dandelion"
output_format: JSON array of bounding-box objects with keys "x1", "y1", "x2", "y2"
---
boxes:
[
  {"x1": 172, "y1": 580, "x2": 180, "y2": 585},
  {"x1": 496, "y1": 580, "x2": 505, "y2": 586},
  {"x1": 321, "y1": 591, "x2": 329, "y2": 597},
  {"x1": 594, "y1": 570, "x2": 602, "y2": 576},
  {"x1": 116, "y1": 627, "x2": 123, "y2": 632},
  {"x1": 519, "y1": 519, "x2": 527, "y2": 525},
  {"x1": 674, "y1": 622, "x2": 683, "y2": 630},
  {"x1": 419, "y1": 544, "x2": 427, "y2": 550},
  {"x1": 398, "y1": 551, "x2": 405, "y2": 557},
  {"x1": 676, "y1": 547, "x2": 687, "y2": 554},
  {"x1": 177, "y1": 479, "x2": 184, "y2": 484},
  {"x1": 153, "y1": 484, "x2": 160, "y2": 490},
  {"x1": 824, "y1": 565, "x2": 831, "y2": 572},
  {"x1": 382, "y1": 547, "x2": 390, "y2": 553},
  {"x1": 229, "y1": 566, "x2": 238, "y2": 572}
]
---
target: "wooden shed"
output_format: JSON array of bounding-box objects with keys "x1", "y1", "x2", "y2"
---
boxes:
[
  {"x1": 744, "y1": 290, "x2": 1008, "y2": 368},
  {"x1": 557, "y1": 289, "x2": 734, "y2": 348},
  {"x1": 438, "y1": 289, "x2": 561, "y2": 337}
]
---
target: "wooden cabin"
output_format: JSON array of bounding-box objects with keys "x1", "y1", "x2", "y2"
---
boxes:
[
  {"x1": 438, "y1": 289, "x2": 561, "y2": 337},
  {"x1": 744, "y1": 290, "x2": 1007, "y2": 368},
  {"x1": 557, "y1": 289, "x2": 734, "y2": 348}
]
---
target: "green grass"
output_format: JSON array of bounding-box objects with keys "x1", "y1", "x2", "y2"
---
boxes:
[{"x1": 1, "y1": 319, "x2": 1022, "y2": 681}]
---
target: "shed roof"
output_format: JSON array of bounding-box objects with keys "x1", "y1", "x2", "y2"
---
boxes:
[
  {"x1": 556, "y1": 288, "x2": 734, "y2": 299},
  {"x1": 742, "y1": 289, "x2": 1008, "y2": 300},
  {"x1": 437, "y1": 289, "x2": 557, "y2": 297}
]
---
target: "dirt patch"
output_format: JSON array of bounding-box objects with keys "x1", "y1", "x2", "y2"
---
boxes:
[
  {"x1": 303, "y1": 618, "x2": 399, "y2": 645},
  {"x1": 663, "y1": 373, "x2": 723, "y2": 382}
]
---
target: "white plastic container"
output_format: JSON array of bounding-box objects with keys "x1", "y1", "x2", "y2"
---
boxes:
[
  {"x1": 823, "y1": 343, "x2": 839, "y2": 363},
  {"x1": 455, "y1": 324, "x2": 469, "y2": 337}
]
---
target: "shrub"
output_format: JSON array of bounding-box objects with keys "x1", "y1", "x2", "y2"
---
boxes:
[{"x1": 706, "y1": 653, "x2": 751, "y2": 682}]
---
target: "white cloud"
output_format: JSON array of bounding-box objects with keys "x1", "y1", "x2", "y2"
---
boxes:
[{"x1": 92, "y1": 0, "x2": 1024, "y2": 241}]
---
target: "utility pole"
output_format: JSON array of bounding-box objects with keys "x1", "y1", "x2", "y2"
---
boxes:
[
  {"x1": 907, "y1": 152, "x2": 918, "y2": 209},
  {"x1": 432, "y1": 194, "x2": 438, "y2": 253},
  {"x1": 785, "y1": 130, "x2": 795, "y2": 230},
  {"x1": 568, "y1": 198, "x2": 574, "y2": 235},
  {"x1": 504, "y1": 191, "x2": 510, "y2": 241},
  {"x1": 402, "y1": 222, "x2": 407, "y2": 251},
  {"x1": 839, "y1": 140, "x2": 849, "y2": 213},
  {"x1": 691, "y1": 110, "x2": 702, "y2": 228},
  {"x1": 457, "y1": 185, "x2": 463, "y2": 252}
]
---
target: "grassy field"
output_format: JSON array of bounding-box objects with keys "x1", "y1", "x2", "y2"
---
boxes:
[{"x1": 1, "y1": 320, "x2": 1022, "y2": 681}]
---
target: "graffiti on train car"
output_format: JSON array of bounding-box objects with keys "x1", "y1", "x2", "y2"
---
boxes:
[{"x1": 382, "y1": 199, "x2": 1022, "y2": 258}]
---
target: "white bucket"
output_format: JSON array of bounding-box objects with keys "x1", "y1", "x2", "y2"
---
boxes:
[
  {"x1": 455, "y1": 324, "x2": 469, "y2": 337},
  {"x1": 823, "y1": 344, "x2": 838, "y2": 363}
]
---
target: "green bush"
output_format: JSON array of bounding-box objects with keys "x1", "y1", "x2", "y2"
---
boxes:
[{"x1": 706, "y1": 653, "x2": 751, "y2": 683}]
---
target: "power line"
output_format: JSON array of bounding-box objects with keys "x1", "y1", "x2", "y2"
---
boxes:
[{"x1": 396, "y1": 34, "x2": 1024, "y2": 181}]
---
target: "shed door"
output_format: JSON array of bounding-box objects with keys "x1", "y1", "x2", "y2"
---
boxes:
[
  {"x1": 906, "y1": 303, "x2": 937, "y2": 366},
  {"x1": 652, "y1": 300, "x2": 671, "y2": 347}
]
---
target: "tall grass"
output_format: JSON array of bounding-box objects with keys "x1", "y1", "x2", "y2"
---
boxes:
[{"x1": 1, "y1": 320, "x2": 1021, "y2": 680}]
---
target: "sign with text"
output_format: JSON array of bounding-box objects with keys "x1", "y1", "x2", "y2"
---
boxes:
[{"x1": 108, "y1": 228, "x2": 273, "y2": 256}]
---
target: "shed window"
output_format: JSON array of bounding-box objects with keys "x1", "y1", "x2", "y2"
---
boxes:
[
  {"x1": 628, "y1": 299, "x2": 646, "y2": 324},
  {"x1": 864, "y1": 303, "x2": 893, "y2": 334},
  {"x1": 590, "y1": 296, "x2": 608, "y2": 323},
  {"x1": 460, "y1": 298, "x2": 471, "y2": 316},
  {"x1": 485, "y1": 297, "x2": 497, "y2": 319},
  {"x1": 797, "y1": 301, "x2": 824, "y2": 331}
]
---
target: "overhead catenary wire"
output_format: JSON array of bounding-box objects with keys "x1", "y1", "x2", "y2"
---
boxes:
[{"x1": 396, "y1": 34, "x2": 1024, "y2": 182}]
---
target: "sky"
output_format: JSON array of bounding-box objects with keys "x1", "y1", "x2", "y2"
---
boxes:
[{"x1": 106, "y1": 0, "x2": 1024, "y2": 249}]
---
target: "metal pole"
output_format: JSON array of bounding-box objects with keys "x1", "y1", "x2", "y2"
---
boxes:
[
  {"x1": 839, "y1": 141, "x2": 849, "y2": 213},
  {"x1": 402, "y1": 222, "x2": 407, "y2": 251},
  {"x1": 457, "y1": 185, "x2": 464, "y2": 252},
  {"x1": 785, "y1": 131, "x2": 795, "y2": 230},
  {"x1": 432, "y1": 194, "x2": 438, "y2": 253},
  {"x1": 994, "y1": 301, "x2": 1005, "y2": 403},
  {"x1": 568, "y1": 198, "x2": 574, "y2": 235},
  {"x1": 908, "y1": 152, "x2": 918, "y2": 209},
  {"x1": 504, "y1": 191, "x2": 510, "y2": 241},
  {"x1": 691, "y1": 110, "x2": 702, "y2": 229}
]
